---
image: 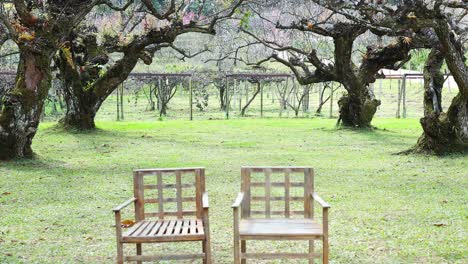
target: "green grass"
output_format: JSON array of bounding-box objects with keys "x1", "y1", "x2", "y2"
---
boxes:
[{"x1": 0, "y1": 118, "x2": 466, "y2": 263}]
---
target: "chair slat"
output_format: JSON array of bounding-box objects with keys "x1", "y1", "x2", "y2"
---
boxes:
[
  {"x1": 284, "y1": 169, "x2": 291, "y2": 218},
  {"x1": 148, "y1": 221, "x2": 164, "y2": 236},
  {"x1": 250, "y1": 210, "x2": 304, "y2": 216},
  {"x1": 140, "y1": 221, "x2": 158, "y2": 236},
  {"x1": 145, "y1": 197, "x2": 196, "y2": 204},
  {"x1": 134, "y1": 221, "x2": 152, "y2": 236},
  {"x1": 244, "y1": 166, "x2": 310, "y2": 172},
  {"x1": 251, "y1": 182, "x2": 303, "y2": 187},
  {"x1": 241, "y1": 167, "x2": 251, "y2": 218},
  {"x1": 195, "y1": 170, "x2": 202, "y2": 219},
  {"x1": 157, "y1": 171, "x2": 164, "y2": 219},
  {"x1": 189, "y1": 219, "x2": 197, "y2": 234},
  {"x1": 145, "y1": 183, "x2": 195, "y2": 189},
  {"x1": 251, "y1": 196, "x2": 302, "y2": 201},
  {"x1": 181, "y1": 219, "x2": 190, "y2": 235},
  {"x1": 166, "y1": 220, "x2": 177, "y2": 236},
  {"x1": 176, "y1": 171, "x2": 183, "y2": 219},
  {"x1": 304, "y1": 168, "x2": 313, "y2": 218},
  {"x1": 136, "y1": 167, "x2": 204, "y2": 174},
  {"x1": 145, "y1": 211, "x2": 197, "y2": 218},
  {"x1": 265, "y1": 169, "x2": 271, "y2": 218}
]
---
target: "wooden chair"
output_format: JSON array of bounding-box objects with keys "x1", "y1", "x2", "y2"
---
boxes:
[
  {"x1": 113, "y1": 167, "x2": 212, "y2": 263},
  {"x1": 232, "y1": 166, "x2": 330, "y2": 263}
]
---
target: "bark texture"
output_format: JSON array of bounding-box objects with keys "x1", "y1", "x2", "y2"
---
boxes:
[
  {"x1": 0, "y1": 50, "x2": 53, "y2": 159},
  {"x1": 0, "y1": 0, "x2": 97, "y2": 159}
]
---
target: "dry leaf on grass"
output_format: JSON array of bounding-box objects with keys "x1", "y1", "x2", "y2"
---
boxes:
[{"x1": 121, "y1": 219, "x2": 135, "y2": 228}]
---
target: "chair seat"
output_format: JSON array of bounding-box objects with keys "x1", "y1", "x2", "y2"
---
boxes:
[
  {"x1": 122, "y1": 219, "x2": 205, "y2": 243},
  {"x1": 239, "y1": 218, "x2": 323, "y2": 240}
]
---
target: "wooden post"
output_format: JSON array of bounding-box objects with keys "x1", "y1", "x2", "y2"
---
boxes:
[
  {"x1": 402, "y1": 75, "x2": 407, "y2": 118},
  {"x1": 120, "y1": 82, "x2": 124, "y2": 120},
  {"x1": 260, "y1": 82, "x2": 264, "y2": 118},
  {"x1": 279, "y1": 82, "x2": 284, "y2": 117},
  {"x1": 329, "y1": 83, "x2": 334, "y2": 118},
  {"x1": 396, "y1": 79, "x2": 401, "y2": 118},
  {"x1": 239, "y1": 81, "x2": 243, "y2": 112},
  {"x1": 233, "y1": 79, "x2": 237, "y2": 110},
  {"x1": 226, "y1": 78, "x2": 230, "y2": 120},
  {"x1": 189, "y1": 77, "x2": 193, "y2": 121},
  {"x1": 157, "y1": 77, "x2": 162, "y2": 114},
  {"x1": 116, "y1": 86, "x2": 120, "y2": 121}
]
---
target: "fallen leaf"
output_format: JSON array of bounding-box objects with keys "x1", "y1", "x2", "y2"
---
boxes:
[
  {"x1": 1, "y1": 192, "x2": 11, "y2": 196},
  {"x1": 433, "y1": 223, "x2": 447, "y2": 227},
  {"x1": 121, "y1": 219, "x2": 135, "y2": 228}
]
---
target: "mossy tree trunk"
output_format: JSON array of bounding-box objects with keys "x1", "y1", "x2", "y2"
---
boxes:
[
  {"x1": 0, "y1": 49, "x2": 53, "y2": 159},
  {"x1": 338, "y1": 89, "x2": 380, "y2": 128},
  {"x1": 61, "y1": 85, "x2": 100, "y2": 130},
  {"x1": 56, "y1": 33, "x2": 140, "y2": 130},
  {"x1": 414, "y1": 37, "x2": 468, "y2": 154}
]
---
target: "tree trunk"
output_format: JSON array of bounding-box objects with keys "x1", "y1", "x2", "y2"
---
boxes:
[
  {"x1": 56, "y1": 43, "x2": 139, "y2": 130},
  {"x1": 241, "y1": 82, "x2": 261, "y2": 116},
  {"x1": 415, "y1": 94, "x2": 468, "y2": 154},
  {"x1": 60, "y1": 86, "x2": 99, "y2": 130},
  {"x1": 423, "y1": 49, "x2": 445, "y2": 116},
  {"x1": 0, "y1": 50, "x2": 53, "y2": 160},
  {"x1": 337, "y1": 86, "x2": 381, "y2": 128},
  {"x1": 413, "y1": 48, "x2": 468, "y2": 154},
  {"x1": 219, "y1": 85, "x2": 226, "y2": 111}
]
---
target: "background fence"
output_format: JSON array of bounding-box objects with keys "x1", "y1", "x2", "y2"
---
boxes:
[{"x1": 0, "y1": 71, "x2": 460, "y2": 122}]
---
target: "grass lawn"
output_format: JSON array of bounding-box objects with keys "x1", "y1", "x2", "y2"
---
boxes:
[{"x1": 0, "y1": 118, "x2": 466, "y2": 263}]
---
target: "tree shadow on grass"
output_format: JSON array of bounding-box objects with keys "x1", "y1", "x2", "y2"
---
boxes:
[{"x1": 314, "y1": 126, "x2": 417, "y2": 148}]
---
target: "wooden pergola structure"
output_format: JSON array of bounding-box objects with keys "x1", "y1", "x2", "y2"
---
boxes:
[
  {"x1": 224, "y1": 73, "x2": 293, "y2": 119},
  {"x1": 126, "y1": 72, "x2": 194, "y2": 120}
]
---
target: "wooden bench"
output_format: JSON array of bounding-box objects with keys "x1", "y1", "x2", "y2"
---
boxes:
[
  {"x1": 113, "y1": 167, "x2": 212, "y2": 263},
  {"x1": 232, "y1": 166, "x2": 330, "y2": 263}
]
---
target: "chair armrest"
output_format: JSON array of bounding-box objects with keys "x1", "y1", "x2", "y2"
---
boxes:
[
  {"x1": 232, "y1": 192, "x2": 245, "y2": 208},
  {"x1": 311, "y1": 192, "x2": 330, "y2": 208},
  {"x1": 112, "y1": 197, "x2": 137, "y2": 212},
  {"x1": 202, "y1": 192, "x2": 209, "y2": 209}
]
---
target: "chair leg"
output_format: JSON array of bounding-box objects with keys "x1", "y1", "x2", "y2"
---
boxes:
[
  {"x1": 234, "y1": 234, "x2": 240, "y2": 264},
  {"x1": 116, "y1": 241, "x2": 124, "y2": 264},
  {"x1": 241, "y1": 240, "x2": 246, "y2": 264},
  {"x1": 203, "y1": 239, "x2": 212, "y2": 264},
  {"x1": 203, "y1": 240, "x2": 206, "y2": 264},
  {"x1": 323, "y1": 236, "x2": 329, "y2": 264},
  {"x1": 136, "y1": 243, "x2": 142, "y2": 264},
  {"x1": 309, "y1": 240, "x2": 314, "y2": 264}
]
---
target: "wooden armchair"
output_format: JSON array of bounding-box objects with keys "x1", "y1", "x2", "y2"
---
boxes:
[
  {"x1": 232, "y1": 166, "x2": 330, "y2": 263},
  {"x1": 113, "y1": 167, "x2": 211, "y2": 263}
]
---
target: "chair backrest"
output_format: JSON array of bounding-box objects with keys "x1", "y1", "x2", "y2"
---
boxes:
[
  {"x1": 240, "y1": 166, "x2": 314, "y2": 219},
  {"x1": 133, "y1": 167, "x2": 205, "y2": 221}
]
